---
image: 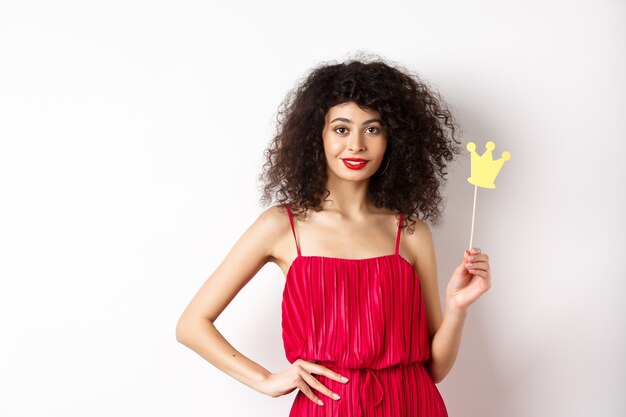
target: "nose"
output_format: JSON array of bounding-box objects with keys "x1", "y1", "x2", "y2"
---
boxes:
[{"x1": 347, "y1": 131, "x2": 365, "y2": 153}]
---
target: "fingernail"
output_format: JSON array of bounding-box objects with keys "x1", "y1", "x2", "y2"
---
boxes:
[
  {"x1": 341, "y1": 376, "x2": 349, "y2": 382},
  {"x1": 318, "y1": 399, "x2": 324, "y2": 405},
  {"x1": 333, "y1": 393, "x2": 341, "y2": 400}
]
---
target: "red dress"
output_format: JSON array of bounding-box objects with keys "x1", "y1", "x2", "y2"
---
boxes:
[{"x1": 281, "y1": 204, "x2": 448, "y2": 416}]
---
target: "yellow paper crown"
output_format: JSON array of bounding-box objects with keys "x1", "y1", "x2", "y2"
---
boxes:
[{"x1": 466, "y1": 141, "x2": 511, "y2": 189}]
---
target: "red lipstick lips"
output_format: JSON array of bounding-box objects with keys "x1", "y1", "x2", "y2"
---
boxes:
[{"x1": 342, "y1": 158, "x2": 369, "y2": 170}]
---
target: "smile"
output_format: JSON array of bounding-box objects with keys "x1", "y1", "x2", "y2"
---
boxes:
[{"x1": 342, "y1": 158, "x2": 369, "y2": 170}]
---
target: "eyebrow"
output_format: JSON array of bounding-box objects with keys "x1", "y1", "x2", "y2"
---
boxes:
[{"x1": 329, "y1": 117, "x2": 383, "y2": 125}]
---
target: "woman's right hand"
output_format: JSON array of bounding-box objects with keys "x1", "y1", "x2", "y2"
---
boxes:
[{"x1": 259, "y1": 359, "x2": 349, "y2": 405}]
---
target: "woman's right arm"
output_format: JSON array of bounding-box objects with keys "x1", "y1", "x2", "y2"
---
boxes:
[
  {"x1": 175, "y1": 205, "x2": 348, "y2": 405},
  {"x1": 175, "y1": 205, "x2": 282, "y2": 393}
]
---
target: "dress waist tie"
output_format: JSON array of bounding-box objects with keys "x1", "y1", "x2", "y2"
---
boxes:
[{"x1": 361, "y1": 368, "x2": 384, "y2": 407}]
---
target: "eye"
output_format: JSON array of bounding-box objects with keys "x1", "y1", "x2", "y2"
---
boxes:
[
  {"x1": 335, "y1": 127, "x2": 348, "y2": 134},
  {"x1": 366, "y1": 126, "x2": 381, "y2": 134}
]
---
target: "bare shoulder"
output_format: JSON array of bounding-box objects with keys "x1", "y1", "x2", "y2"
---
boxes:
[
  {"x1": 400, "y1": 213, "x2": 434, "y2": 267},
  {"x1": 253, "y1": 204, "x2": 288, "y2": 232},
  {"x1": 175, "y1": 204, "x2": 289, "y2": 326},
  {"x1": 245, "y1": 204, "x2": 290, "y2": 260}
]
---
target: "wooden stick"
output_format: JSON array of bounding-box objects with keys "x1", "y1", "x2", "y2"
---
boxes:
[{"x1": 469, "y1": 184, "x2": 477, "y2": 250}]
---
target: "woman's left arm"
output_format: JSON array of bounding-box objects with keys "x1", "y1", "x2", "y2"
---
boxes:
[{"x1": 406, "y1": 220, "x2": 491, "y2": 384}]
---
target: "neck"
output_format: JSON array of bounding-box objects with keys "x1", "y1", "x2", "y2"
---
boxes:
[{"x1": 321, "y1": 173, "x2": 374, "y2": 220}]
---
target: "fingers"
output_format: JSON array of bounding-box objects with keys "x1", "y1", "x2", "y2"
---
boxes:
[
  {"x1": 300, "y1": 359, "x2": 349, "y2": 384},
  {"x1": 466, "y1": 259, "x2": 489, "y2": 271},
  {"x1": 459, "y1": 248, "x2": 492, "y2": 282},
  {"x1": 465, "y1": 248, "x2": 490, "y2": 274},
  {"x1": 465, "y1": 248, "x2": 482, "y2": 256},
  {"x1": 465, "y1": 247, "x2": 481, "y2": 256},
  {"x1": 299, "y1": 372, "x2": 340, "y2": 405},
  {"x1": 451, "y1": 248, "x2": 492, "y2": 307},
  {"x1": 294, "y1": 360, "x2": 347, "y2": 406},
  {"x1": 465, "y1": 265, "x2": 489, "y2": 278},
  {"x1": 464, "y1": 248, "x2": 491, "y2": 286},
  {"x1": 294, "y1": 373, "x2": 324, "y2": 406}
]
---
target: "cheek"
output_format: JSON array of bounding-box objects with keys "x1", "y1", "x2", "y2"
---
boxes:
[
  {"x1": 323, "y1": 139, "x2": 344, "y2": 158},
  {"x1": 375, "y1": 140, "x2": 388, "y2": 157}
]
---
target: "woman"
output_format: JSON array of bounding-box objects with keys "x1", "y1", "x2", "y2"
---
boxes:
[{"x1": 176, "y1": 55, "x2": 492, "y2": 416}]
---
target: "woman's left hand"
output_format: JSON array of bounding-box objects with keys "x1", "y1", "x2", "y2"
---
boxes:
[{"x1": 445, "y1": 247, "x2": 492, "y2": 314}]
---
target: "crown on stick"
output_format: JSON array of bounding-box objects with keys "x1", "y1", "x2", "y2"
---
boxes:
[{"x1": 466, "y1": 141, "x2": 511, "y2": 189}]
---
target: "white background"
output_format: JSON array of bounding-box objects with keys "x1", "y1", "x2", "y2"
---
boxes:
[{"x1": 1, "y1": 1, "x2": 624, "y2": 416}]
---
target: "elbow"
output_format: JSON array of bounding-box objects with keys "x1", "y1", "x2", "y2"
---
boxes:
[
  {"x1": 430, "y1": 370, "x2": 444, "y2": 384},
  {"x1": 426, "y1": 362, "x2": 445, "y2": 384},
  {"x1": 175, "y1": 319, "x2": 189, "y2": 344},
  {"x1": 175, "y1": 315, "x2": 214, "y2": 344}
]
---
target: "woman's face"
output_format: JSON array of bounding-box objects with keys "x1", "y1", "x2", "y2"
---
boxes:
[{"x1": 321, "y1": 101, "x2": 387, "y2": 183}]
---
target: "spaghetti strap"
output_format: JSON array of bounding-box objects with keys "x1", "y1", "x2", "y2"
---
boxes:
[
  {"x1": 284, "y1": 204, "x2": 301, "y2": 256},
  {"x1": 395, "y1": 213, "x2": 403, "y2": 255}
]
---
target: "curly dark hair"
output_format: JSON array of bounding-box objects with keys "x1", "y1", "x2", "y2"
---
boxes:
[{"x1": 258, "y1": 52, "x2": 463, "y2": 231}]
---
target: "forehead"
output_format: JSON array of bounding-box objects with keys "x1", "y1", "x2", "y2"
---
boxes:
[{"x1": 325, "y1": 101, "x2": 381, "y2": 121}]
